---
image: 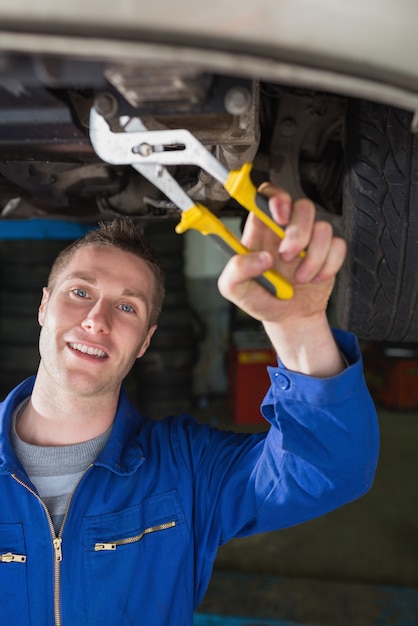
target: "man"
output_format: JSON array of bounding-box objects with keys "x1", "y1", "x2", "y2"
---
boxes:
[{"x1": 0, "y1": 187, "x2": 379, "y2": 626}]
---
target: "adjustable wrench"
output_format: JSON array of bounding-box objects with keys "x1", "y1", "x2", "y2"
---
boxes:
[{"x1": 89, "y1": 107, "x2": 295, "y2": 299}]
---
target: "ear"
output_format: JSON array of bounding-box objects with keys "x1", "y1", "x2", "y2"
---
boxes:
[
  {"x1": 136, "y1": 325, "x2": 157, "y2": 359},
  {"x1": 38, "y1": 287, "x2": 50, "y2": 327}
]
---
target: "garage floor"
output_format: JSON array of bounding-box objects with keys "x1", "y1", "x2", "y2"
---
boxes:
[{"x1": 193, "y1": 400, "x2": 418, "y2": 626}]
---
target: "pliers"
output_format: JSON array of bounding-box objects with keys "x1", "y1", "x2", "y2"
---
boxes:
[{"x1": 89, "y1": 107, "x2": 296, "y2": 299}]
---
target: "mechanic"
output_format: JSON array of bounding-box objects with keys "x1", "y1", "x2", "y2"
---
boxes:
[{"x1": 0, "y1": 186, "x2": 379, "y2": 626}]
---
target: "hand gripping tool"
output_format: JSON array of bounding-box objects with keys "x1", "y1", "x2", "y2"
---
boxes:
[{"x1": 89, "y1": 107, "x2": 298, "y2": 299}]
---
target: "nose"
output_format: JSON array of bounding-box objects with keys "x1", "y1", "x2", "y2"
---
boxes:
[{"x1": 81, "y1": 299, "x2": 111, "y2": 334}]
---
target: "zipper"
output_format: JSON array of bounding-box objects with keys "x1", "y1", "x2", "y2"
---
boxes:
[
  {"x1": 12, "y1": 464, "x2": 93, "y2": 626},
  {"x1": 94, "y1": 520, "x2": 176, "y2": 551},
  {"x1": 1, "y1": 552, "x2": 27, "y2": 563}
]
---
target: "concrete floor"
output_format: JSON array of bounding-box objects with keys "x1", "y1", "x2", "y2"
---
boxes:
[{"x1": 193, "y1": 399, "x2": 418, "y2": 625}]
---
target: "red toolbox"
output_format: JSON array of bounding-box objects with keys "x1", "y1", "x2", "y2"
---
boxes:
[{"x1": 228, "y1": 344, "x2": 276, "y2": 424}]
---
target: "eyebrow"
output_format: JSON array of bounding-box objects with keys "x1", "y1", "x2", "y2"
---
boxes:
[
  {"x1": 64, "y1": 272, "x2": 97, "y2": 285},
  {"x1": 120, "y1": 288, "x2": 150, "y2": 305}
]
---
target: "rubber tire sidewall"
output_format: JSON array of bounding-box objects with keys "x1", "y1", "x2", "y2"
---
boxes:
[{"x1": 337, "y1": 99, "x2": 418, "y2": 342}]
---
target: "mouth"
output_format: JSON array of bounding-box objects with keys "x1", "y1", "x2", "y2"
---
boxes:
[{"x1": 68, "y1": 342, "x2": 108, "y2": 359}]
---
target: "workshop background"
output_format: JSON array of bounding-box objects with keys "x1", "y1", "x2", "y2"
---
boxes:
[{"x1": 0, "y1": 219, "x2": 417, "y2": 626}]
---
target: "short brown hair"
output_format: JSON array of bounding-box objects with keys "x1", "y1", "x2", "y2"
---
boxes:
[{"x1": 47, "y1": 219, "x2": 165, "y2": 327}]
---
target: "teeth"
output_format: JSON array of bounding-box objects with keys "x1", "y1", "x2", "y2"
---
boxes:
[{"x1": 70, "y1": 343, "x2": 107, "y2": 358}]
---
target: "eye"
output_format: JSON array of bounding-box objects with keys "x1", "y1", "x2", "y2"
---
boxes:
[
  {"x1": 119, "y1": 303, "x2": 135, "y2": 314},
  {"x1": 72, "y1": 288, "x2": 88, "y2": 298}
]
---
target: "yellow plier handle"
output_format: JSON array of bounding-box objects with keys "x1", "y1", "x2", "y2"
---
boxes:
[
  {"x1": 176, "y1": 203, "x2": 293, "y2": 300},
  {"x1": 224, "y1": 162, "x2": 305, "y2": 258}
]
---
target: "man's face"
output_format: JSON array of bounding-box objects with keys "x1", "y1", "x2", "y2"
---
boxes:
[{"x1": 37, "y1": 245, "x2": 157, "y2": 398}]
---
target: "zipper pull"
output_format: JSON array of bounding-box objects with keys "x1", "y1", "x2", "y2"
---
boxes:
[
  {"x1": 53, "y1": 537, "x2": 63, "y2": 562},
  {"x1": 94, "y1": 542, "x2": 116, "y2": 552},
  {"x1": 1, "y1": 552, "x2": 27, "y2": 563}
]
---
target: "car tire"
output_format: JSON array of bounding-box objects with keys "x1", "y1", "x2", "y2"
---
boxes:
[{"x1": 337, "y1": 100, "x2": 418, "y2": 342}]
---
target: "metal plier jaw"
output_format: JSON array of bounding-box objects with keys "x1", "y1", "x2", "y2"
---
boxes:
[{"x1": 89, "y1": 107, "x2": 295, "y2": 299}]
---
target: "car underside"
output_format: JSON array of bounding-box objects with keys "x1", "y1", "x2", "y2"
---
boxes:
[
  {"x1": 0, "y1": 60, "x2": 344, "y2": 223},
  {"x1": 0, "y1": 0, "x2": 417, "y2": 342}
]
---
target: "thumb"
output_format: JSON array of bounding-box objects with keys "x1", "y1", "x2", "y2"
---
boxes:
[{"x1": 218, "y1": 250, "x2": 273, "y2": 299}]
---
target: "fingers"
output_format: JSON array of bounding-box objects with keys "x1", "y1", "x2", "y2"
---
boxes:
[
  {"x1": 277, "y1": 198, "x2": 315, "y2": 262},
  {"x1": 228, "y1": 181, "x2": 346, "y2": 301},
  {"x1": 292, "y1": 220, "x2": 346, "y2": 284},
  {"x1": 259, "y1": 188, "x2": 346, "y2": 285},
  {"x1": 258, "y1": 185, "x2": 319, "y2": 263},
  {"x1": 258, "y1": 182, "x2": 292, "y2": 226},
  {"x1": 217, "y1": 249, "x2": 274, "y2": 301},
  {"x1": 311, "y1": 236, "x2": 347, "y2": 284}
]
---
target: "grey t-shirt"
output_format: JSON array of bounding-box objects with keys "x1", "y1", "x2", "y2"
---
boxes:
[{"x1": 11, "y1": 400, "x2": 111, "y2": 534}]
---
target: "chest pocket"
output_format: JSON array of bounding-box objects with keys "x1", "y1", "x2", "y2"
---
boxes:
[
  {"x1": 0, "y1": 523, "x2": 31, "y2": 623},
  {"x1": 83, "y1": 490, "x2": 189, "y2": 626}
]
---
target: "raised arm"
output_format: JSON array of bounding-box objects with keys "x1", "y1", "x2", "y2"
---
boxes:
[{"x1": 217, "y1": 184, "x2": 347, "y2": 377}]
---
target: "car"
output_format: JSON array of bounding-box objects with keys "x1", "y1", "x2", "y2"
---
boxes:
[{"x1": 0, "y1": 0, "x2": 417, "y2": 342}]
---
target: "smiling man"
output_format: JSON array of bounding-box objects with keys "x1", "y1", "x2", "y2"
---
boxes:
[
  {"x1": 0, "y1": 189, "x2": 379, "y2": 626},
  {"x1": 18, "y1": 244, "x2": 159, "y2": 446}
]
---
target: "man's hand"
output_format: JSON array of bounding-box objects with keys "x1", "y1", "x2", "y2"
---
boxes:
[{"x1": 217, "y1": 185, "x2": 347, "y2": 377}]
